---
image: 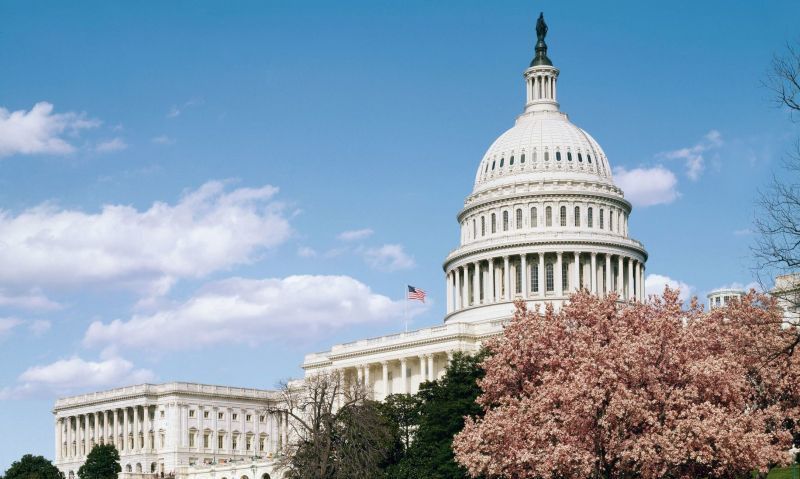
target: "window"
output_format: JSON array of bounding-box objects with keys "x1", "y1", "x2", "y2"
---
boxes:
[
  {"x1": 232, "y1": 436, "x2": 238, "y2": 450},
  {"x1": 544, "y1": 151, "x2": 549, "y2": 161},
  {"x1": 502, "y1": 211, "x2": 509, "y2": 231},
  {"x1": 531, "y1": 207, "x2": 538, "y2": 227},
  {"x1": 618, "y1": 212, "x2": 622, "y2": 233},
  {"x1": 560, "y1": 206, "x2": 567, "y2": 227},
  {"x1": 472, "y1": 219, "x2": 476, "y2": 239},
  {"x1": 500, "y1": 158, "x2": 504, "y2": 167},
  {"x1": 492, "y1": 161, "x2": 495, "y2": 170},
  {"x1": 484, "y1": 163, "x2": 489, "y2": 173},
  {"x1": 481, "y1": 217, "x2": 486, "y2": 236},
  {"x1": 204, "y1": 411, "x2": 209, "y2": 419},
  {"x1": 491, "y1": 214, "x2": 496, "y2": 233},
  {"x1": 587, "y1": 154, "x2": 592, "y2": 163},
  {"x1": 532, "y1": 263, "x2": 539, "y2": 292},
  {"x1": 218, "y1": 435, "x2": 224, "y2": 450},
  {"x1": 160, "y1": 410, "x2": 165, "y2": 418},
  {"x1": 562, "y1": 262, "x2": 569, "y2": 291},
  {"x1": 556, "y1": 151, "x2": 562, "y2": 161},
  {"x1": 588, "y1": 207, "x2": 593, "y2": 227},
  {"x1": 218, "y1": 412, "x2": 224, "y2": 420},
  {"x1": 610, "y1": 211, "x2": 614, "y2": 231},
  {"x1": 246, "y1": 436, "x2": 252, "y2": 451},
  {"x1": 546, "y1": 263, "x2": 554, "y2": 292},
  {"x1": 259, "y1": 416, "x2": 265, "y2": 423},
  {"x1": 189, "y1": 433, "x2": 195, "y2": 448},
  {"x1": 189, "y1": 410, "x2": 195, "y2": 418},
  {"x1": 259, "y1": 437, "x2": 265, "y2": 452},
  {"x1": 203, "y1": 434, "x2": 210, "y2": 449},
  {"x1": 567, "y1": 152, "x2": 573, "y2": 161},
  {"x1": 545, "y1": 206, "x2": 552, "y2": 226},
  {"x1": 510, "y1": 156, "x2": 514, "y2": 165},
  {"x1": 246, "y1": 414, "x2": 251, "y2": 422},
  {"x1": 574, "y1": 206, "x2": 580, "y2": 227},
  {"x1": 521, "y1": 153, "x2": 526, "y2": 163},
  {"x1": 578, "y1": 153, "x2": 583, "y2": 162},
  {"x1": 600, "y1": 209, "x2": 604, "y2": 229},
  {"x1": 516, "y1": 209, "x2": 522, "y2": 229}
]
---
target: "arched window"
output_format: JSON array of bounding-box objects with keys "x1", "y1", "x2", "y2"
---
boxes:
[
  {"x1": 481, "y1": 217, "x2": 486, "y2": 236},
  {"x1": 492, "y1": 161, "x2": 495, "y2": 170},
  {"x1": 556, "y1": 151, "x2": 562, "y2": 161},
  {"x1": 484, "y1": 163, "x2": 489, "y2": 173},
  {"x1": 502, "y1": 211, "x2": 509, "y2": 231},
  {"x1": 521, "y1": 153, "x2": 526, "y2": 163},
  {"x1": 618, "y1": 212, "x2": 622, "y2": 233},
  {"x1": 262, "y1": 475, "x2": 271, "y2": 479},
  {"x1": 500, "y1": 158, "x2": 504, "y2": 167},
  {"x1": 531, "y1": 263, "x2": 539, "y2": 292},
  {"x1": 588, "y1": 207, "x2": 593, "y2": 227},
  {"x1": 546, "y1": 263, "x2": 554, "y2": 292},
  {"x1": 533, "y1": 151, "x2": 537, "y2": 162},
  {"x1": 545, "y1": 206, "x2": 552, "y2": 227},
  {"x1": 491, "y1": 213, "x2": 496, "y2": 233},
  {"x1": 510, "y1": 156, "x2": 515, "y2": 165},
  {"x1": 574, "y1": 206, "x2": 580, "y2": 227},
  {"x1": 472, "y1": 219, "x2": 476, "y2": 239},
  {"x1": 610, "y1": 211, "x2": 614, "y2": 231},
  {"x1": 562, "y1": 262, "x2": 569, "y2": 291},
  {"x1": 560, "y1": 206, "x2": 567, "y2": 227},
  {"x1": 587, "y1": 154, "x2": 592, "y2": 164},
  {"x1": 567, "y1": 152, "x2": 573, "y2": 161},
  {"x1": 544, "y1": 151, "x2": 549, "y2": 161},
  {"x1": 515, "y1": 262, "x2": 522, "y2": 294},
  {"x1": 125, "y1": 465, "x2": 132, "y2": 473},
  {"x1": 516, "y1": 209, "x2": 522, "y2": 229},
  {"x1": 578, "y1": 153, "x2": 583, "y2": 162},
  {"x1": 600, "y1": 209, "x2": 604, "y2": 229},
  {"x1": 531, "y1": 207, "x2": 538, "y2": 227}
]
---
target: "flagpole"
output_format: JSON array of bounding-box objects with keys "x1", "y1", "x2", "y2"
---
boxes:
[{"x1": 403, "y1": 284, "x2": 408, "y2": 333}]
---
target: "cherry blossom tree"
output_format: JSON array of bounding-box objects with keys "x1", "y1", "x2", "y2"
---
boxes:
[{"x1": 453, "y1": 289, "x2": 800, "y2": 479}]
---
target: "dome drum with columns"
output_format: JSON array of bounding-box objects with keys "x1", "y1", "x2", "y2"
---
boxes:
[{"x1": 443, "y1": 13, "x2": 647, "y2": 324}]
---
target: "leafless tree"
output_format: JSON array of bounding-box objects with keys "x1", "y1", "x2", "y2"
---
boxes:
[
  {"x1": 267, "y1": 370, "x2": 393, "y2": 479},
  {"x1": 754, "y1": 40, "x2": 800, "y2": 355}
]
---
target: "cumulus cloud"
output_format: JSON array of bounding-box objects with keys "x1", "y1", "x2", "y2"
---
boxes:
[
  {"x1": 0, "y1": 356, "x2": 154, "y2": 399},
  {"x1": 613, "y1": 166, "x2": 680, "y2": 207},
  {"x1": 297, "y1": 246, "x2": 317, "y2": 258},
  {"x1": 364, "y1": 244, "x2": 416, "y2": 271},
  {"x1": 0, "y1": 102, "x2": 100, "y2": 158},
  {"x1": 645, "y1": 274, "x2": 694, "y2": 302},
  {"x1": 0, "y1": 181, "x2": 292, "y2": 296},
  {"x1": 660, "y1": 130, "x2": 723, "y2": 181},
  {"x1": 0, "y1": 317, "x2": 23, "y2": 337},
  {"x1": 95, "y1": 137, "x2": 127, "y2": 153},
  {"x1": 83, "y1": 275, "x2": 408, "y2": 351},
  {"x1": 0, "y1": 288, "x2": 61, "y2": 311},
  {"x1": 28, "y1": 319, "x2": 52, "y2": 336},
  {"x1": 337, "y1": 228, "x2": 374, "y2": 241}
]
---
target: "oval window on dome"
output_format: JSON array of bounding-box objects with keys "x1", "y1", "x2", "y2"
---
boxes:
[
  {"x1": 587, "y1": 154, "x2": 592, "y2": 164},
  {"x1": 492, "y1": 161, "x2": 496, "y2": 170},
  {"x1": 578, "y1": 153, "x2": 583, "y2": 162},
  {"x1": 521, "y1": 153, "x2": 526, "y2": 163},
  {"x1": 510, "y1": 156, "x2": 514, "y2": 165},
  {"x1": 500, "y1": 158, "x2": 504, "y2": 167},
  {"x1": 567, "y1": 152, "x2": 573, "y2": 161},
  {"x1": 544, "y1": 151, "x2": 549, "y2": 161},
  {"x1": 556, "y1": 151, "x2": 561, "y2": 161}
]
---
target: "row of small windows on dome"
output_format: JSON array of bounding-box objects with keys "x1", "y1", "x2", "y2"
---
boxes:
[
  {"x1": 461, "y1": 204, "x2": 627, "y2": 241},
  {"x1": 480, "y1": 148, "x2": 607, "y2": 180}
]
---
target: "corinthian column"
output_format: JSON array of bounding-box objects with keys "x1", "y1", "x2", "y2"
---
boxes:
[
  {"x1": 472, "y1": 262, "x2": 480, "y2": 305},
  {"x1": 55, "y1": 418, "x2": 62, "y2": 461},
  {"x1": 538, "y1": 254, "x2": 545, "y2": 297},
  {"x1": 628, "y1": 258, "x2": 634, "y2": 301},
  {"x1": 617, "y1": 255, "x2": 624, "y2": 296},
  {"x1": 590, "y1": 253, "x2": 598, "y2": 294},
  {"x1": 455, "y1": 267, "x2": 462, "y2": 310},
  {"x1": 605, "y1": 254, "x2": 611, "y2": 297},
  {"x1": 573, "y1": 251, "x2": 581, "y2": 291},
  {"x1": 503, "y1": 256, "x2": 510, "y2": 300},
  {"x1": 487, "y1": 258, "x2": 495, "y2": 303},
  {"x1": 400, "y1": 358, "x2": 408, "y2": 394},
  {"x1": 521, "y1": 254, "x2": 528, "y2": 299},
  {"x1": 556, "y1": 252, "x2": 563, "y2": 296}
]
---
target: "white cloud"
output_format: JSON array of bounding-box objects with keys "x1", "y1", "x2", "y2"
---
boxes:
[
  {"x1": 83, "y1": 275, "x2": 409, "y2": 352},
  {"x1": 0, "y1": 102, "x2": 100, "y2": 158},
  {"x1": 28, "y1": 319, "x2": 52, "y2": 336},
  {"x1": 0, "y1": 356, "x2": 154, "y2": 399},
  {"x1": 660, "y1": 130, "x2": 723, "y2": 181},
  {"x1": 0, "y1": 288, "x2": 61, "y2": 311},
  {"x1": 95, "y1": 137, "x2": 127, "y2": 153},
  {"x1": 733, "y1": 228, "x2": 752, "y2": 236},
  {"x1": 712, "y1": 281, "x2": 761, "y2": 293},
  {"x1": 166, "y1": 98, "x2": 204, "y2": 119},
  {"x1": 613, "y1": 166, "x2": 680, "y2": 207},
  {"x1": 364, "y1": 244, "x2": 416, "y2": 271},
  {"x1": 297, "y1": 246, "x2": 317, "y2": 258},
  {"x1": 337, "y1": 228, "x2": 374, "y2": 241},
  {"x1": 0, "y1": 181, "x2": 292, "y2": 296},
  {"x1": 0, "y1": 317, "x2": 23, "y2": 337},
  {"x1": 151, "y1": 135, "x2": 175, "y2": 145},
  {"x1": 645, "y1": 274, "x2": 694, "y2": 302}
]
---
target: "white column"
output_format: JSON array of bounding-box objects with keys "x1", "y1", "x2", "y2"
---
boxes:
[
  {"x1": 590, "y1": 253, "x2": 598, "y2": 294},
  {"x1": 145, "y1": 405, "x2": 151, "y2": 452},
  {"x1": 472, "y1": 262, "x2": 480, "y2": 305},
  {"x1": 538, "y1": 254, "x2": 545, "y2": 297},
  {"x1": 356, "y1": 367, "x2": 363, "y2": 385},
  {"x1": 455, "y1": 267, "x2": 462, "y2": 310},
  {"x1": 104, "y1": 410, "x2": 110, "y2": 446},
  {"x1": 400, "y1": 358, "x2": 408, "y2": 394},
  {"x1": 617, "y1": 255, "x2": 624, "y2": 296},
  {"x1": 503, "y1": 256, "x2": 511, "y2": 300},
  {"x1": 364, "y1": 364, "x2": 371, "y2": 394},
  {"x1": 226, "y1": 407, "x2": 233, "y2": 453},
  {"x1": 134, "y1": 406, "x2": 141, "y2": 453},
  {"x1": 556, "y1": 252, "x2": 563, "y2": 296},
  {"x1": 487, "y1": 258, "x2": 495, "y2": 302},
  {"x1": 573, "y1": 251, "x2": 581, "y2": 291},
  {"x1": 427, "y1": 355, "x2": 435, "y2": 382},
  {"x1": 640, "y1": 263, "x2": 646, "y2": 301},
  {"x1": 462, "y1": 266, "x2": 469, "y2": 307},
  {"x1": 84, "y1": 414, "x2": 89, "y2": 456},
  {"x1": 65, "y1": 417, "x2": 71, "y2": 458},
  {"x1": 212, "y1": 407, "x2": 218, "y2": 454},
  {"x1": 446, "y1": 271, "x2": 453, "y2": 313},
  {"x1": 240, "y1": 408, "x2": 246, "y2": 453},
  {"x1": 282, "y1": 412, "x2": 288, "y2": 450},
  {"x1": 418, "y1": 355, "x2": 425, "y2": 383},
  {"x1": 381, "y1": 361, "x2": 389, "y2": 398},
  {"x1": 605, "y1": 254, "x2": 611, "y2": 298},
  {"x1": 521, "y1": 254, "x2": 528, "y2": 299},
  {"x1": 55, "y1": 418, "x2": 62, "y2": 461},
  {"x1": 627, "y1": 258, "x2": 634, "y2": 301}
]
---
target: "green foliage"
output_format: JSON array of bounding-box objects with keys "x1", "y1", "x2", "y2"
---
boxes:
[
  {"x1": 377, "y1": 393, "x2": 420, "y2": 462},
  {"x1": 3, "y1": 455, "x2": 63, "y2": 479},
  {"x1": 383, "y1": 351, "x2": 486, "y2": 479},
  {"x1": 77, "y1": 444, "x2": 120, "y2": 479}
]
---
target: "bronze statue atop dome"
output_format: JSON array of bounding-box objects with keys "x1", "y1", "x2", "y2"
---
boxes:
[
  {"x1": 536, "y1": 12, "x2": 548, "y2": 42},
  {"x1": 531, "y1": 12, "x2": 553, "y2": 67}
]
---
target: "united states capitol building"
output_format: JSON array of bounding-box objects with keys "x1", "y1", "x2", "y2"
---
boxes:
[{"x1": 51, "y1": 14, "x2": 796, "y2": 479}]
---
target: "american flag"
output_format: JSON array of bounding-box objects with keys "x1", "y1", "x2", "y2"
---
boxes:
[{"x1": 407, "y1": 285, "x2": 426, "y2": 302}]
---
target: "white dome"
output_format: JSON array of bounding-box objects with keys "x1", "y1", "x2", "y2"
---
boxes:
[{"x1": 473, "y1": 110, "x2": 615, "y2": 193}]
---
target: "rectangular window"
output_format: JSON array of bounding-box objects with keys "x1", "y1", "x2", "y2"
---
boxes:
[
  {"x1": 189, "y1": 433, "x2": 195, "y2": 448},
  {"x1": 232, "y1": 436, "x2": 238, "y2": 450},
  {"x1": 203, "y1": 411, "x2": 209, "y2": 419},
  {"x1": 203, "y1": 434, "x2": 209, "y2": 449},
  {"x1": 532, "y1": 263, "x2": 539, "y2": 292},
  {"x1": 546, "y1": 263, "x2": 554, "y2": 292},
  {"x1": 259, "y1": 415, "x2": 265, "y2": 423},
  {"x1": 246, "y1": 436, "x2": 252, "y2": 451},
  {"x1": 515, "y1": 263, "x2": 522, "y2": 294},
  {"x1": 246, "y1": 414, "x2": 252, "y2": 422},
  {"x1": 259, "y1": 438, "x2": 265, "y2": 452},
  {"x1": 588, "y1": 208, "x2": 593, "y2": 228},
  {"x1": 218, "y1": 435, "x2": 224, "y2": 449},
  {"x1": 189, "y1": 410, "x2": 195, "y2": 418},
  {"x1": 600, "y1": 209, "x2": 604, "y2": 229},
  {"x1": 546, "y1": 207, "x2": 552, "y2": 227},
  {"x1": 218, "y1": 412, "x2": 224, "y2": 420},
  {"x1": 562, "y1": 262, "x2": 569, "y2": 291},
  {"x1": 160, "y1": 410, "x2": 165, "y2": 418},
  {"x1": 531, "y1": 207, "x2": 537, "y2": 227},
  {"x1": 232, "y1": 413, "x2": 238, "y2": 421}
]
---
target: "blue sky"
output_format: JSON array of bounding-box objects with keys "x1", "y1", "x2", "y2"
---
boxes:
[{"x1": 0, "y1": 0, "x2": 798, "y2": 471}]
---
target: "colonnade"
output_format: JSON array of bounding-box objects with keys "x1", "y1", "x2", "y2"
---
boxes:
[
  {"x1": 345, "y1": 351, "x2": 455, "y2": 399},
  {"x1": 56, "y1": 405, "x2": 155, "y2": 461},
  {"x1": 526, "y1": 70, "x2": 557, "y2": 103},
  {"x1": 446, "y1": 251, "x2": 645, "y2": 314}
]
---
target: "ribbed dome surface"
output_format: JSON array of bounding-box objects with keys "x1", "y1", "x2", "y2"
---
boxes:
[{"x1": 473, "y1": 110, "x2": 614, "y2": 193}]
